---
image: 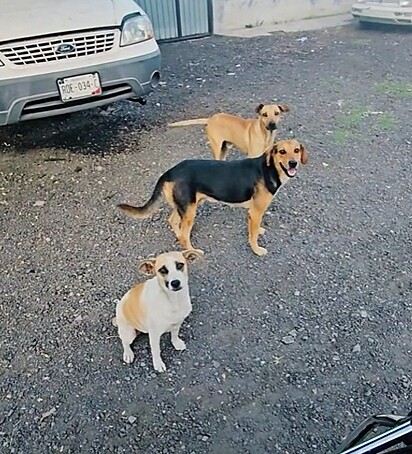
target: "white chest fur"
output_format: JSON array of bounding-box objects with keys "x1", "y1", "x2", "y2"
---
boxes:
[{"x1": 144, "y1": 279, "x2": 192, "y2": 333}]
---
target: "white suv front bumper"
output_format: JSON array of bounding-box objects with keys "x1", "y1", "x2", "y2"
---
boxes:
[{"x1": 0, "y1": 31, "x2": 161, "y2": 125}]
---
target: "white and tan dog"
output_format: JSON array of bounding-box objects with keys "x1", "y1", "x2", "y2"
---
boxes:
[{"x1": 113, "y1": 249, "x2": 204, "y2": 372}]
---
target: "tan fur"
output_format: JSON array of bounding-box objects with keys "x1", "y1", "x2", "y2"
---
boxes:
[
  {"x1": 248, "y1": 181, "x2": 274, "y2": 256},
  {"x1": 168, "y1": 104, "x2": 290, "y2": 160},
  {"x1": 121, "y1": 283, "x2": 147, "y2": 332}
]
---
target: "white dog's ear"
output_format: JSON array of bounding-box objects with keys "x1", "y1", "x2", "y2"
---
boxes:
[
  {"x1": 138, "y1": 259, "x2": 156, "y2": 275},
  {"x1": 183, "y1": 249, "x2": 204, "y2": 264}
]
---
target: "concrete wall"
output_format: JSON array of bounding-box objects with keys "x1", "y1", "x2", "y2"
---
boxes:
[{"x1": 213, "y1": 0, "x2": 353, "y2": 32}]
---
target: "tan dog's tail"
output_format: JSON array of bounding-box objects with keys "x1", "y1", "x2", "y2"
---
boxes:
[
  {"x1": 117, "y1": 177, "x2": 165, "y2": 219},
  {"x1": 168, "y1": 118, "x2": 208, "y2": 128}
]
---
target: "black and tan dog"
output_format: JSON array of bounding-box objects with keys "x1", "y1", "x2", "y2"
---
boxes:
[
  {"x1": 118, "y1": 139, "x2": 308, "y2": 256},
  {"x1": 168, "y1": 103, "x2": 290, "y2": 161}
]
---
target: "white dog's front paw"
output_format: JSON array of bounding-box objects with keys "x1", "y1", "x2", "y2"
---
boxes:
[
  {"x1": 153, "y1": 359, "x2": 167, "y2": 373},
  {"x1": 123, "y1": 350, "x2": 135, "y2": 364},
  {"x1": 172, "y1": 338, "x2": 186, "y2": 351}
]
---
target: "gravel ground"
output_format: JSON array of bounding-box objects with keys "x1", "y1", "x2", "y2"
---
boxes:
[{"x1": 1, "y1": 23, "x2": 412, "y2": 454}]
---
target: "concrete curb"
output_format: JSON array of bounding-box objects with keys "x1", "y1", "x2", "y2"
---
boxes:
[{"x1": 219, "y1": 13, "x2": 354, "y2": 38}]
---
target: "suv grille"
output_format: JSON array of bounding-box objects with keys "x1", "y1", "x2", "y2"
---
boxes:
[{"x1": 0, "y1": 30, "x2": 116, "y2": 66}]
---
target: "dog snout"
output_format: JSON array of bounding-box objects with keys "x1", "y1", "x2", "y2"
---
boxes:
[
  {"x1": 289, "y1": 160, "x2": 298, "y2": 169},
  {"x1": 267, "y1": 122, "x2": 277, "y2": 131},
  {"x1": 170, "y1": 279, "x2": 181, "y2": 290}
]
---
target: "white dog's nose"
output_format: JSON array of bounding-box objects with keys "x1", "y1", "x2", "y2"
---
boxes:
[{"x1": 170, "y1": 279, "x2": 181, "y2": 290}]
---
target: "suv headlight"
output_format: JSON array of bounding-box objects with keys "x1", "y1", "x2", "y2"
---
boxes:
[{"x1": 120, "y1": 14, "x2": 154, "y2": 46}]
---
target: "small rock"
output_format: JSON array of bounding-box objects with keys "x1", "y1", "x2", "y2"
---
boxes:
[
  {"x1": 360, "y1": 310, "x2": 368, "y2": 319},
  {"x1": 34, "y1": 200, "x2": 46, "y2": 207},
  {"x1": 40, "y1": 407, "x2": 56, "y2": 422},
  {"x1": 212, "y1": 361, "x2": 220, "y2": 368},
  {"x1": 74, "y1": 166, "x2": 82, "y2": 172},
  {"x1": 281, "y1": 335, "x2": 295, "y2": 345},
  {"x1": 352, "y1": 344, "x2": 361, "y2": 353},
  {"x1": 201, "y1": 436, "x2": 209, "y2": 442},
  {"x1": 128, "y1": 416, "x2": 137, "y2": 424}
]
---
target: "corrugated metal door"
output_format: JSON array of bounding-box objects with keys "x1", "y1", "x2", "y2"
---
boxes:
[{"x1": 138, "y1": 0, "x2": 213, "y2": 42}]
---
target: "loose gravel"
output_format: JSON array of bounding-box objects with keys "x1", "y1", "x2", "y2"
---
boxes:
[{"x1": 1, "y1": 23, "x2": 411, "y2": 454}]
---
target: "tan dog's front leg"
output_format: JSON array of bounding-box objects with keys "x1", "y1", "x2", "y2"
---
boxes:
[
  {"x1": 149, "y1": 330, "x2": 166, "y2": 372},
  {"x1": 248, "y1": 206, "x2": 268, "y2": 256}
]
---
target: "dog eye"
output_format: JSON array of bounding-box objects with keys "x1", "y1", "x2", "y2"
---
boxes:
[
  {"x1": 294, "y1": 149, "x2": 300, "y2": 153},
  {"x1": 262, "y1": 112, "x2": 268, "y2": 117},
  {"x1": 275, "y1": 112, "x2": 279, "y2": 116},
  {"x1": 176, "y1": 262, "x2": 184, "y2": 271},
  {"x1": 279, "y1": 149, "x2": 286, "y2": 155},
  {"x1": 158, "y1": 266, "x2": 168, "y2": 275}
]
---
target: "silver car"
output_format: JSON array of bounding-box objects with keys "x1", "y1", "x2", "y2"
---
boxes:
[
  {"x1": 0, "y1": 0, "x2": 161, "y2": 126},
  {"x1": 352, "y1": 0, "x2": 412, "y2": 26}
]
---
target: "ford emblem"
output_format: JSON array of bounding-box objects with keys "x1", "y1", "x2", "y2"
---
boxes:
[{"x1": 56, "y1": 43, "x2": 76, "y2": 54}]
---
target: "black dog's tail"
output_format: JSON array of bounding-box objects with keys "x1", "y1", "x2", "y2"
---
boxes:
[{"x1": 117, "y1": 177, "x2": 165, "y2": 219}]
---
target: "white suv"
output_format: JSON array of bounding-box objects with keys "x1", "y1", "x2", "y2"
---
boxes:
[{"x1": 0, "y1": 0, "x2": 161, "y2": 126}]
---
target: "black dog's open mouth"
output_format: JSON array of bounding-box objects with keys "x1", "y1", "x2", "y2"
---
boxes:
[{"x1": 280, "y1": 163, "x2": 297, "y2": 178}]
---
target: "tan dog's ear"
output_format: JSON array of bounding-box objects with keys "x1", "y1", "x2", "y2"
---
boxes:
[
  {"x1": 183, "y1": 249, "x2": 204, "y2": 264},
  {"x1": 255, "y1": 103, "x2": 264, "y2": 114},
  {"x1": 265, "y1": 144, "x2": 276, "y2": 166},
  {"x1": 300, "y1": 144, "x2": 308, "y2": 165},
  {"x1": 278, "y1": 104, "x2": 290, "y2": 113},
  {"x1": 138, "y1": 259, "x2": 156, "y2": 275}
]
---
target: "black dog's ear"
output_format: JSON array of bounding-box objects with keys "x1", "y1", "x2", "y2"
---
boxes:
[
  {"x1": 265, "y1": 144, "x2": 276, "y2": 166},
  {"x1": 278, "y1": 104, "x2": 290, "y2": 113},
  {"x1": 300, "y1": 144, "x2": 308, "y2": 165},
  {"x1": 255, "y1": 103, "x2": 264, "y2": 114}
]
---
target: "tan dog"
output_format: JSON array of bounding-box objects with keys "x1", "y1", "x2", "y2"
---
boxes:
[
  {"x1": 112, "y1": 249, "x2": 203, "y2": 372},
  {"x1": 168, "y1": 103, "x2": 290, "y2": 160},
  {"x1": 118, "y1": 139, "x2": 307, "y2": 256}
]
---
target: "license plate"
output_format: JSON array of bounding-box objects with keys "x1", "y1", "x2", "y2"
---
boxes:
[{"x1": 57, "y1": 73, "x2": 102, "y2": 102}]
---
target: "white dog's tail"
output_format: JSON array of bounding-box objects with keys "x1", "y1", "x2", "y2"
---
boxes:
[{"x1": 168, "y1": 118, "x2": 208, "y2": 128}]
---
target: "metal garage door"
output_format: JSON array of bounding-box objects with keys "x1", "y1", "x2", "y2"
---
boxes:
[{"x1": 138, "y1": 0, "x2": 213, "y2": 42}]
